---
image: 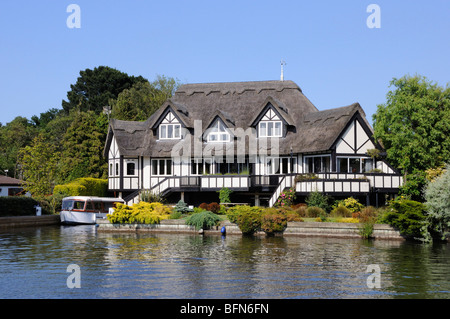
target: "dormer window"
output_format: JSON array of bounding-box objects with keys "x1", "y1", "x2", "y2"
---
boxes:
[
  {"x1": 207, "y1": 119, "x2": 230, "y2": 142},
  {"x1": 159, "y1": 111, "x2": 181, "y2": 140},
  {"x1": 258, "y1": 109, "x2": 282, "y2": 137}
]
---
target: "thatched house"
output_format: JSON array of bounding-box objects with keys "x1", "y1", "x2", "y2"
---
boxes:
[{"x1": 104, "y1": 80, "x2": 402, "y2": 207}]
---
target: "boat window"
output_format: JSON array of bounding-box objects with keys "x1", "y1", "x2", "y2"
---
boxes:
[
  {"x1": 73, "y1": 201, "x2": 85, "y2": 210},
  {"x1": 62, "y1": 200, "x2": 74, "y2": 210},
  {"x1": 85, "y1": 201, "x2": 95, "y2": 211},
  {"x1": 93, "y1": 201, "x2": 103, "y2": 211}
]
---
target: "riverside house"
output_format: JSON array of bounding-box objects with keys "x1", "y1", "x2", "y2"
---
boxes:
[{"x1": 103, "y1": 80, "x2": 403, "y2": 207}]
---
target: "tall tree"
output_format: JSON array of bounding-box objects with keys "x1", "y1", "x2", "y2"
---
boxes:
[
  {"x1": 0, "y1": 117, "x2": 36, "y2": 178},
  {"x1": 58, "y1": 111, "x2": 108, "y2": 183},
  {"x1": 62, "y1": 66, "x2": 147, "y2": 114},
  {"x1": 373, "y1": 75, "x2": 450, "y2": 200},
  {"x1": 18, "y1": 133, "x2": 59, "y2": 196},
  {"x1": 110, "y1": 75, "x2": 181, "y2": 121}
]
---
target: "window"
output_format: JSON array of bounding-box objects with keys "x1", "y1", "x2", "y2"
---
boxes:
[
  {"x1": 151, "y1": 159, "x2": 173, "y2": 176},
  {"x1": 259, "y1": 121, "x2": 282, "y2": 137},
  {"x1": 159, "y1": 124, "x2": 181, "y2": 140},
  {"x1": 362, "y1": 158, "x2": 374, "y2": 172},
  {"x1": 266, "y1": 157, "x2": 295, "y2": 174},
  {"x1": 305, "y1": 156, "x2": 331, "y2": 173},
  {"x1": 337, "y1": 157, "x2": 373, "y2": 173},
  {"x1": 126, "y1": 162, "x2": 136, "y2": 176},
  {"x1": 191, "y1": 159, "x2": 212, "y2": 175},
  {"x1": 115, "y1": 163, "x2": 119, "y2": 176},
  {"x1": 207, "y1": 120, "x2": 230, "y2": 142}
]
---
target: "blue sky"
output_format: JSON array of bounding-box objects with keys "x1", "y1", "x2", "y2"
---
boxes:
[{"x1": 1, "y1": 0, "x2": 449, "y2": 126}]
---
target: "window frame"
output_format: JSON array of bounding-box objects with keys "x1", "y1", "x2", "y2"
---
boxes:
[
  {"x1": 151, "y1": 159, "x2": 173, "y2": 176},
  {"x1": 159, "y1": 123, "x2": 181, "y2": 140},
  {"x1": 258, "y1": 120, "x2": 282, "y2": 137},
  {"x1": 207, "y1": 120, "x2": 231, "y2": 143}
]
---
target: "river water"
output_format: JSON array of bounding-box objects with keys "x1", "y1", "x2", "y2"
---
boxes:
[{"x1": 0, "y1": 225, "x2": 449, "y2": 299}]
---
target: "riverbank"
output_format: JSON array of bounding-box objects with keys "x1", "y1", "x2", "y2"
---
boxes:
[
  {"x1": 96, "y1": 218, "x2": 405, "y2": 240},
  {"x1": 0, "y1": 215, "x2": 60, "y2": 229}
]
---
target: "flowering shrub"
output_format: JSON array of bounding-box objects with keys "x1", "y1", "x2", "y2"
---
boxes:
[
  {"x1": 260, "y1": 208, "x2": 288, "y2": 234},
  {"x1": 107, "y1": 202, "x2": 171, "y2": 224},
  {"x1": 275, "y1": 187, "x2": 296, "y2": 207},
  {"x1": 226, "y1": 205, "x2": 263, "y2": 235},
  {"x1": 333, "y1": 197, "x2": 364, "y2": 213}
]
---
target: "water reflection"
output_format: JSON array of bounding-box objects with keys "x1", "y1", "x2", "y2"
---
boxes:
[{"x1": 0, "y1": 225, "x2": 448, "y2": 299}]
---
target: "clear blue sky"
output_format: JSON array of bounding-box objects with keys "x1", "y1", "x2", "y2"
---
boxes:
[{"x1": 1, "y1": 0, "x2": 449, "y2": 126}]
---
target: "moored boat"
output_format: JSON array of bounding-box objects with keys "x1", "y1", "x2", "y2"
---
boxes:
[{"x1": 60, "y1": 196, "x2": 124, "y2": 225}]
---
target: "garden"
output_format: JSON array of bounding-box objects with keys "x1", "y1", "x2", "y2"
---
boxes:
[{"x1": 106, "y1": 168, "x2": 450, "y2": 242}]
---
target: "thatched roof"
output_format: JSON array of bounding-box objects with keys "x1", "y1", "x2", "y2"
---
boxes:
[{"x1": 104, "y1": 80, "x2": 373, "y2": 158}]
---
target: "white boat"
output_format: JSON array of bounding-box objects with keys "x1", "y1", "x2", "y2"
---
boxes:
[{"x1": 60, "y1": 196, "x2": 124, "y2": 225}]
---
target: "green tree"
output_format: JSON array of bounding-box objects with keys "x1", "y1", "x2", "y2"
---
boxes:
[
  {"x1": 373, "y1": 75, "x2": 450, "y2": 174},
  {"x1": 0, "y1": 116, "x2": 36, "y2": 178},
  {"x1": 424, "y1": 164, "x2": 450, "y2": 241},
  {"x1": 30, "y1": 108, "x2": 62, "y2": 129},
  {"x1": 110, "y1": 75, "x2": 181, "y2": 121},
  {"x1": 58, "y1": 111, "x2": 108, "y2": 183},
  {"x1": 62, "y1": 66, "x2": 147, "y2": 114},
  {"x1": 373, "y1": 75, "x2": 450, "y2": 200},
  {"x1": 18, "y1": 133, "x2": 59, "y2": 196}
]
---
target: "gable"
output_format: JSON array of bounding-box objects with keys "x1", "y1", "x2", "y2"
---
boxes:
[
  {"x1": 334, "y1": 115, "x2": 375, "y2": 154},
  {"x1": 161, "y1": 111, "x2": 180, "y2": 125},
  {"x1": 204, "y1": 117, "x2": 232, "y2": 142}
]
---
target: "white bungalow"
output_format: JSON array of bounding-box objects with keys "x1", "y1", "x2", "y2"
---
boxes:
[{"x1": 103, "y1": 80, "x2": 402, "y2": 207}]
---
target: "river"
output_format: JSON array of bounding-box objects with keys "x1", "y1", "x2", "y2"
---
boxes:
[{"x1": 0, "y1": 225, "x2": 449, "y2": 299}]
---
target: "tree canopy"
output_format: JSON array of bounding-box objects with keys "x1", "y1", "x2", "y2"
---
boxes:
[
  {"x1": 1, "y1": 66, "x2": 178, "y2": 196},
  {"x1": 110, "y1": 74, "x2": 181, "y2": 121},
  {"x1": 62, "y1": 66, "x2": 147, "y2": 114},
  {"x1": 373, "y1": 75, "x2": 450, "y2": 174}
]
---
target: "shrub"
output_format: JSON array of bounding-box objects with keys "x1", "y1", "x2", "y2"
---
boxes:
[
  {"x1": 306, "y1": 206, "x2": 325, "y2": 218},
  {"x1": 218, "y1": 187, "x2": 233, "y2": 203},
  {"x1": 358, "y1": 206, "x2": 378, "y2": 223},
  {"x1": 174, "y1": 200, "x2": 193, "y2": 214},
  {"x1": 34, "y1": 193, "x2": 66, "y2": 215},
  {"x1": 275, "y1": 187, "x2": 296, "y2": 208},
  {"x1": 208, "y1": 202, "x2": 221, "y2": 214},
  {"x1": 261, "y1": 208, "x2": 288, "y2": 234},
  {"x1": 199, "y1": 203, "x2": 209, "y2": 211},
  {"x1": 169, "y1": 210, "x2": 182, "y2": 219},
  {"x1": 226, "y1": 205, "x2": 262, "y2": 235},
  {"x1": 107, "y1": 202, "x2": 171, "y2": 224},
  {"x1": 379, "y1": 199, "x2": 428, "y2": 239},
  {"x1": 424, "y1": 163, "x2": 450, "y2": 241},
  {"x1": 140, "y1": 190, "x2": 165, "y2": 203},
  {"x1": 330, "y1": 205, "x2": 352, "y2": 218},
  {"x1": 333, "y1": 197, "x2": 364, "y2": 213},
  {"x1": 291, "y1": 203, "x2": 306, "y2": 210},
  {"x1": 293, "y1": 205, "x2": 308, "y2": 217},
  {"x1": 185, "y1": 210, "x2": 221, "y2": 230},
  {"x1": 0, "y1": 196, "x2": 41, "y2": 217},
  {"x1": 285, "y1": 212, "x2": 304, "y2": 222},
  {"x1": 358, "y1": 222, "x2": 375, "y2": 239},
  {"x1": 53, "y1": 178, "x2": 107, "y2": 197},
  {"x1": 305, "y1": 191, "x2": 330, "y2": 212}
]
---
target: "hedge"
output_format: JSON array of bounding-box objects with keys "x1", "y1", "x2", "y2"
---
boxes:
[
  {"x1": 53, "y1": 178, "x2": 108, "y2": 197},
  {"x1": 0, "y1": 197, "x2": 41, "y2": 217}
]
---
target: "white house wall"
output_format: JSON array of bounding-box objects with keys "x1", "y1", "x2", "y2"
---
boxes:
[
  {"x1": 335, "y1": 119, "x2": 375, "y2": 155},
  {"x1": 336, "y1": 121, "x2": 355, "y2": 153}
]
